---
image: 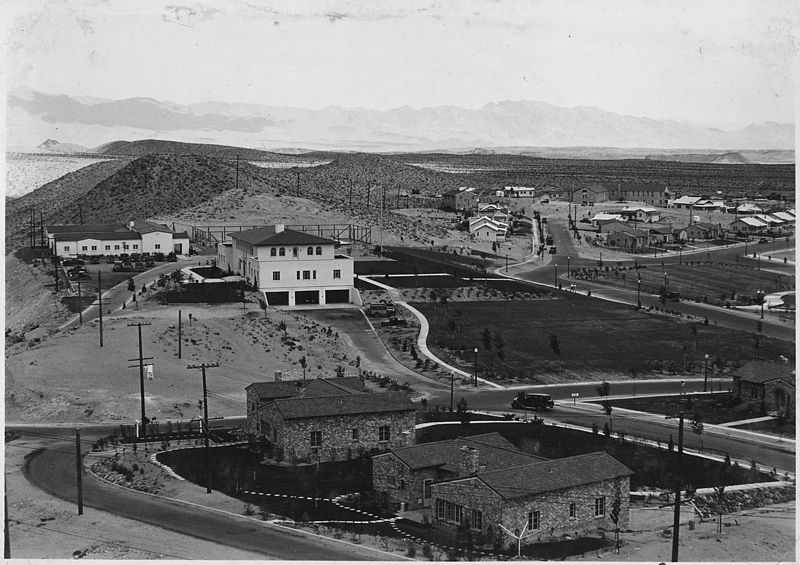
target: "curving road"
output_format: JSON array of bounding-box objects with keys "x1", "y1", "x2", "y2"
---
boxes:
[
  {"x1": 18, "y1": 425, "x2": 396, "y2": 561},
  {"x1": 509, "y1": 221, "x2": 795, "y2": 341}
]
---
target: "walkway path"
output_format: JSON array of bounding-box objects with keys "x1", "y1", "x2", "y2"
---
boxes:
[{"x1": 360, "y1": 276, "x2": 504, "y2": 389}]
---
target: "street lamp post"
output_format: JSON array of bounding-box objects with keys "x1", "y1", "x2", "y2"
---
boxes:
[
  {"x1": 505, "y1": 254, "x2": 509, "y2": 273},
  {"x1": 637, "y1": 275, "x2": 641, "y2": 308},
  {"x1": 703, "y1": 353, "x2": 709, "y2": 392},
  {"x1": 554, "y1": 264, "x2": 558, "y2": 287},
  {"x1": 758, "y1": 289, "x2": 764, "y2": 319},
  {"x1": 566, "y1": 256, "x2": 570, "y2": 278},
  {"x1": 473, "y1": 347, "x2": 478, "y2": 387},
  {"x1": 450, "y1": 372, "x2": 454, "y2": 412}
]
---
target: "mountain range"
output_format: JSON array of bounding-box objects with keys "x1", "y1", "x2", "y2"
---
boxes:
[{"x1": 7, "y1": 87, "x2": 795, "y2": 155}]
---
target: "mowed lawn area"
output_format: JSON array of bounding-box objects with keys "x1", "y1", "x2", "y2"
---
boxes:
[
  {"x1": 413, "y1": 296, "x2": 795, "y2": 382},
  {"x1": 590, "y1": 264, "x2": 793, "y2": 306}
]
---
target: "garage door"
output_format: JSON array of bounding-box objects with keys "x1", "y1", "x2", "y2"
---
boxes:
[
  {"x1": 295, "y1": 290, "x2": 319, "y2": 305},
  {"x1": 265, "y1": 291, "x2": 289, "y2": 306},
  {"x1": 325, "y1": 289, "x2": 350, "y2": 304}
]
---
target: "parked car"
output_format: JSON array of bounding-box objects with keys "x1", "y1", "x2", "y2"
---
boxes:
[
  {"x1": 549, "y1": 247, "x2": 557, "y2": 254},
  {"x1": 119, "y1": 253, "x2": 130, "y2": 262},
  {"x1": 62, "y1": 258, "x2": 84, "y2": 267},
  {"x1": 106, "y1": 256, "x2": 117, "y2": 264},
  {"x1": 545, "y1": 236, "x2": 554, "y2": 246},
  {"x1": 68, "y1": 268, "x2": 90, "y2": 280},
  {"x1": 89, "y1": 256, "x2": 101, "y2": 264},
  {"x1": 133, "y1": 262, "x2": 146, "y2": 272},
  {"x1": 130, "y1": 253, "x2": 141, "y2": 263},
  {"x1": 580, "y1": 217, "x2": 591, "y2": 224},
  {"x1": 381, "y1": 316, "x2": 408, "y2": 327},
  {"x1": 511, "y1": 392, "x2": 554, "y2": 411},
  {"x1": 758, "y1": 238, "x2": 769, "y2": 244},
  {"x1": 167, "y1": 252, "x2": 178, "y2": 262},
  {"x1": 144, "y1": 259, "x2": 155, "y2": 268},
  {"x1": 153, "y1": 252, "x2": 165, "y2": 262}
]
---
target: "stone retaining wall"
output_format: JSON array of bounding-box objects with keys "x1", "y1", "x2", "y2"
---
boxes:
[{"x1": 692, "y1": 482, "x2": 795, "y2": 515}]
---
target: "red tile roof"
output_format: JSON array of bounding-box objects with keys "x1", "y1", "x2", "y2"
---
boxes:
[
  {"x1": 452, "y1": 451, "x2": 632, "y2": 499},
  {"x1": 733, "y1": 360, "x2": 795, "y2": 386},
  {"x1": 383, "y1": 432, "x2": 546, "y2": 472},
  {"x1": 230, "y1": 226, "x2": 336, "y2": 246},
  {"x1": 273, "y1": 391, "x2": 415, "y2": 420}
]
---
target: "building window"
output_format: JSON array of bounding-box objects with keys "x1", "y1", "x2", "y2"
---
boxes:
[
  {"x1": 82, "y1": 246, "x2": 88, "y2": 251},
  {"x1": 312, "y1": 270, "x2": 316, "y2": 280},
  {"x1": 445, "y1": 502, "x2": 454, "y2": 522},
  {"x1": 105, "y1": 245, "x2": 110, "y2": 251},
  {"x1": 273, "y1": 271, "x2": 280, "y2": 281},
  {"x1": 64, "y1": 246, "x2": 70, "y2": 251},
  {"x1": 155, "y1": 244, "x2": 161, "y2": 250},
  {"x1": 133, "y1": 244, "x2": 138, "y2": 250},
  {"x1": 302, "y1": 270, "x2": 311, "y2": 280},
  {"x1": 399, "y1": 479, "x2": 406, "y2": 490},
  {"x1": 307, "y1": 246, "x2": 313, "y2": 255},
  {"x1": 423, "y1": 479, "x2": 432, "y2": 499},
  {"x1": 333, "y1": 269, "x2": 341, "y2": 279},
  {"x1": 292, "y1": 247, "x2": 298, "y2": 257},
  {"x1": 750, "y1": 386, "x2": 759, "y2": 399},
  {"x1": 271, "y1": 248, "x2": 277, "y2": 257},
  {"x1": 595, "y1": 497, "x2": 606, "y2": 517},
  {"x1": 352, "y1": 428, "x2": 359, "y2": 441},
  {"x1": 315, "y1": 246, "x2": 322, "y2": 255},
  {"x1": 91, "y1": 246, "x2": 97, "y2": 251},
  {"x1": 528, "y1": 510, "x2": 541, "y2": 531},
  {"x1": 297, "y1": 271, "x2": 301, "y2": 280},
  {"x1": 114, "y1": 245, "x2": 120, "y2": 250},
  {"x1": 471, "y1": 509, "x2": 483, "y2": 531},
  {"x1": 454, "y1": 504, "x2": 463, "y2": 524},
  {"x1": 310, "y1": 431, "x2": 322, "y2": 448},
  {"x1": 569, "y1": 502, "x2": 577, "y2": 518},
  {"x1": 378, "y1": 425, "x2": 390, "y2": 442},
  {"x1": 279, "y1": 247, "x2": 286, "y2": 256},
  {"x1": 123, "y1": 244, "x2": 129, "y2": 250},
  {"x1": 436, "y1": 499, "x2": 445, "y2": 519}
]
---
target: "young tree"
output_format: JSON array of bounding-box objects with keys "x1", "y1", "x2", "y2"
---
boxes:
[
  {"x1": 299, "y1": 356, "x2": 307, "y2": 380},
  {"x1": 456, "y1": 397, "x2": 470, "y2": 426},
  {"x1": 480, "y1": 328, "x2": 493, "y2": 375},
  {"x1": 601, "y1": 398, "x2": 613, "y2": 432},
  {"x1": 277, "y1": 320, "x2": 287, "y2": 338},
  {"x1": 493, "y1": 333, "x2": 506, "y2": 376},
  {"x1": 549, "y1": 333, "x2": 562, "y2": 371},
  {"x1": 596, "y1": 380, "x2": 611, "y2": 398},
  {"x1": 127, "y1": 277, "x2": 136, "y2": 292}
]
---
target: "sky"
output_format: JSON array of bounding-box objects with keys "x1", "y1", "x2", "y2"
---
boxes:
[{"x1": 3, "y1": 0, "x2": 798, "y2": 126}]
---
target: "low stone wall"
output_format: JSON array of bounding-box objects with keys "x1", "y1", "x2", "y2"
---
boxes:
[{"x1": 692, "y1": 481, "x2": 795, "y2": 515}]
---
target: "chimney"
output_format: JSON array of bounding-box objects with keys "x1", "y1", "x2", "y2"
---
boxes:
[
  {"x1": 458, "y1": 446, "x2": 480, "y2": 476},
  {"x1": 274, "y1": 371, "x2": 282, "y2": 382},
  {"x1": 129, "y1": 220, "x2": 135, "y2": 230},
  {"x1": 274, "y1": 224, "x2": 285, "y2": 233}
]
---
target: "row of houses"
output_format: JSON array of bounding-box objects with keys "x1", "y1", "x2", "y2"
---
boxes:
[{"x1": 46, "y1": 221, "x2": 190, "y2": 257}]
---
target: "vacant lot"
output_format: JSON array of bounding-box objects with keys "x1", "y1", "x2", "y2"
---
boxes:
[{"x1": 413, "y1": 298, "x2": 795, "y2": 383}]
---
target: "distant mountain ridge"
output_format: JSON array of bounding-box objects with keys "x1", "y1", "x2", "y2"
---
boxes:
[{"x1": 7, "y1": 88, "x2": 795, "y2": 155}]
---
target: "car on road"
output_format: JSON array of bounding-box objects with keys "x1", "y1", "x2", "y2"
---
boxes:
[
  {"x1": 549, "y1": 246, "x2": 557, "y2": 254},
  {"x1": 511, "y1": 392, "x2": 555, "y2": 411},
  {"x1": 134, "y1": 262, "x2": 146, "y2": 272},
  {"x1": 758, "y1": 238, "x2": 769, "y2": 244},
  {"x1": 381, "y1": 316, "x2": 408, "y2": 327}
]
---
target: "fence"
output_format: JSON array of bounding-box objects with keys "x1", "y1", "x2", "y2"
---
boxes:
[{"x1": 174, "y1": 222, "x2": 372, "y2": 247}]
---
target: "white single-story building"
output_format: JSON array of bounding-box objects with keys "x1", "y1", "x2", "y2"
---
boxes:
[
  {"x1": 469, "y1": 216, "x2": 508, "y2": 242},
  {"x1": 729, "y1": 217, "x2": 769, "y2": 235},
  {"x1": 504, "y1": 186, "x2": 536, "y2": 198},
  {"x1": 217, "y1": 224, "x2": 356, "y2": 307},
  {"x1": 47, "y1": 221, "x2": 190, "y2": 257}
]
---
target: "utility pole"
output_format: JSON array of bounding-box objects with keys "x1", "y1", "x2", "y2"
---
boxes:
[
  {"x1": 97, "y1": 270, "x2": 103, "y2": 347},
  {"x1": 667, "y1": 410, "x2": 685, "y2": 562},
  {"x1": 235, "y1": 154, "x2": 240, "y2": 192},
  {"x1": 178, "y1": 309, "x2": 182, "y2": 359},
  {"x1": 4, "y1": 478, "x2": 10, "y2": 558},
  {"x1": 77, "y1": 277, "x2": 83, "y2": 324},
  {"x1": 128, "y1": 322, "x2": 153, "y2": 438},
  {"x1": 75, "y1": 428, "x2": 84, "y2": 515},
  {"x1": 188, "y1": 363, "x2": 219, "y2": 494},
  {"x1": 380, "y1": 185, "x2": 385, "y2": 255}
]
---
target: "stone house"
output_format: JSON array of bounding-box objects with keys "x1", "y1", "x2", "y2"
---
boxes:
[
  {"x1": 246, "y1": 377, "x2": 416, "y2": 462},
  {"x1": 607, "y1": 228, "x2": 649, "y2": 249},
  {"x1": 372, "y1": 432, "x2": 545, "y2": 512},
  {"x1": 683, "y1": 222, "x2": 722, "y2": 241},
  {"x1": 429, "y1": 451, "x2": 632, "y2": 549},
  {"x1": 732, "y1": 360, "x2": 795, "y2": 419}
]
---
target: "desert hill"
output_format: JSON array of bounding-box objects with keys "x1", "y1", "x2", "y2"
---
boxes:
[{"x1": 95, "y1": 139, "x2": 309, "y2": 162}]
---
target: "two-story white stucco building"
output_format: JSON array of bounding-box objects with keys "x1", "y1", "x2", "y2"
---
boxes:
[
  {"x1": 217, "y1": 224, "x2": 356, "y2": 307},
  {"x1": 47, "y1": 221, "x2": 190, "y2": 257}
]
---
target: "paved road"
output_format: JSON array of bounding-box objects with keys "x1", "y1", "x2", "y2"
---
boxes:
[
  {"x1": 18, "y1": 425, "x2": 395, "y2": 561},
  {"x1": 510, "y1": 222, "x2": 795, "y2": 341}
]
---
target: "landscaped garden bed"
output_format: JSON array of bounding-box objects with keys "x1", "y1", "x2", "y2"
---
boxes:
[
  {"x1": 413, "y1": 299, "x2": 795, "y2": 381},
  {"x1": 598, "y1": 392, "x2": 772, "y2": 425}
]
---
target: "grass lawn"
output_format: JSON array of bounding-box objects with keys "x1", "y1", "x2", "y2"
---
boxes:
[
  {"x1": 600, "y1": 393, "x2": 762, "y2": 425},
  {"x1": 585, "y1": 264, "x2": 793, "y2": 307},
  {"x1": 732, "y1": 418, "x2": 796, "y2": 439},
  {"x1": 413, "y1": 298, "x2": 795, "y2": 381}
]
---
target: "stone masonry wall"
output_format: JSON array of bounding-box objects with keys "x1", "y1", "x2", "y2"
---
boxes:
[
  {"x1": 692, "y1": 482, "x2": 795, "y2": 516},
  {"x1": 373, "y1": 454, "x2": 440, "y2": 511},
  {"x1": 272, "y1": 410, "x2": 416, "y2": 462},
  {"x1": 431, "y1": 476, "x2": 630, "y2": 549}
]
